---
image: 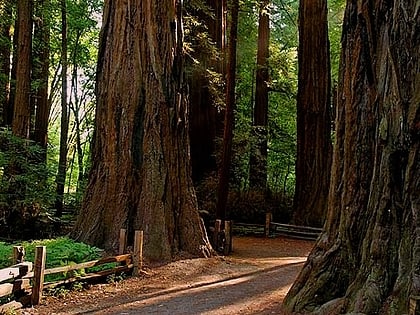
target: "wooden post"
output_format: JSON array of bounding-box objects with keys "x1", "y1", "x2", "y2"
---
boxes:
[
  {"x1": 213, "y1": 219, "x2": 222, "y2": 249},
  {"x1": 13, "y1": 246, "x2": 25, "y2": 264},
  {"x1": 264, "y1": 212, "x2": 272, "y2": 237},
  {"x1": 410, "y1": 295, "x2": 420, "y2": 315},
  {"x1": 133, "y1": 230, "x2": 143, "y2": 276},
  {"x1": 223, "y1": 220, "x2": 232, "y2": 255},
  {"x1": 31, "y1": 246, "x2": 46, "y2": 305},
  {"x1": 119, "y1": 229, "x2": 127, "y2": 255}
]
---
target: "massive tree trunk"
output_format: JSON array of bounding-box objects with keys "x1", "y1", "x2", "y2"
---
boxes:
[
  {"x1": 12, "y1": 0, "x2": 32, "y2": 138},
  {"x1": 292, "y1": 0, "x2": 332, "y2": 227},
  {"x1": 283, "y1": 1, "x2": 420, "y2": 314},
  {"x1": 72, "y1": 0, "x2": 212, "y2": 262},
  {"x1": 248, "y1": 0, "x2": 270, "y2": 192}
]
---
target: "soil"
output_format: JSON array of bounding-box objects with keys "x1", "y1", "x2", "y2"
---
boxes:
[{"x1": 21, "y1": 236, "x2": 314, "y2": 315}]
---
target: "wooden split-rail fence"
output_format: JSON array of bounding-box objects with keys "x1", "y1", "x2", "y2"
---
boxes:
[
  {"x1": 232, "y1": 213, "x2": 323, "y2": 241},
  {"x1": 0, "y1": 229, "x2": 143, "y2": 313}
]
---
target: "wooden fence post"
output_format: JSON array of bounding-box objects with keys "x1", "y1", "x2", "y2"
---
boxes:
[
  {"x1": 133, "y1": 230, "x2": 143, "y2": 276},
  {"x1": 31, "y1": 246, "x2": 46, "y2": 306},
  {"x1": 13, "y1": 246, "x2": 25, "y2": 264},
  {"x1": 119, "y1": 229, "x2": 127, "y2": 255},
  {"x1": 265, "y1": 212, "x2": 272, "y2": 237},
  {"x1": 213, "y1": 219, "x2": 222, "y2": 249},
  {"x1": 223, "y1": 220, "x2": 232, "y2": 255}
]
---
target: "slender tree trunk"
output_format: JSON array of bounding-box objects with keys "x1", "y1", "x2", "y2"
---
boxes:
[
  {"x1": 292, "y1": 0, "x2": 332, "y2": 227},
  {"x1": 215, "y1": 0, "x2": 239, "y2": 221},
  {"x1": 12, "y1": 0, "x2": 32, "y2": 138},
  {"x1": 32, "y1": 0, "x2": 50, "y2": 154},
  {"x1": 283, "y1": 1, "x2": 420, "y2": 314},
  {"x1": 0, "y1": 1, "x2": 13, "y2": 126},
  {"x1": 249, "y1": 0, "x2": 270, "y2": 192},
  {"x1": 71, "y1": 0, "x2": 212, "y2": 261},
  {"x1": 55, "y1": 0, "x2": 68, "y2": 217}
]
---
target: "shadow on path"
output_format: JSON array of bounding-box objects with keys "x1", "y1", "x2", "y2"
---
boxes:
[{"x1": 79, "y1": 260, "x2": 305, "y2": 315}]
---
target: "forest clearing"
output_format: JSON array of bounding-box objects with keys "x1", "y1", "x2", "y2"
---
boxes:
[{"x1": 23, "y1": 236, "x2": 314, "y2": 315}]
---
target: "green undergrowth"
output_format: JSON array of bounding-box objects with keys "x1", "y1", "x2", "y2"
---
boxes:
[{"x1": 0, "y1": 237, "x2": 105, "y2": 282}]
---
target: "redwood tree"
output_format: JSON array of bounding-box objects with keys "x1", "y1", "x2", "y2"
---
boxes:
[
  {"x1": 283, "y1": 1, "x2": 420, "y2": 314},
  {"x1": 188, "y1": 0, "x2": 226, "y2": 183},
  {"x1": 0, "y1": 1, "x2": 13, "y2": 124},
  {"x1": 292, "y1": 0, "x2": 332, "y2": 227},
  {"x1": 72, "y1": 0, "x2": 212, "y2": 261},
  {"x1": 248, "y1": 0, "x2": 270, "y2": 192},
  {"x1": 12, "y1": 0, "x2": 32, "y2": 138}
]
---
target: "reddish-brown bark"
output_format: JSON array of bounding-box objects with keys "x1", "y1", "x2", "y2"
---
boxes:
[
  {"x1": 72, "y1": 0, "x2": 212, "y2": 262},
  {"x1": 283, "y1": 1, "x2": 420, "y2": 313}
]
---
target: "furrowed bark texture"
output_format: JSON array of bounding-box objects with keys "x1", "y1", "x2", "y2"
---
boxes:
[
  {"x1": 292, "y1": 0, "x2": 332, "y2": 227},
  {"x1": 283, "y1": 1, "x2": 420, "y2": 314},
  {"x1": 72, "y1": 0, "x2": 211, "y2": 262}
]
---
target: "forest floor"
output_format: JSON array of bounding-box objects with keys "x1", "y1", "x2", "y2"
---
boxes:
[{"x1": 22, "y1": 236, "x2": 314, "y2": 315}]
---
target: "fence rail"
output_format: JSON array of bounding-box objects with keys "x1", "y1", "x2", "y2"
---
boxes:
[{"x1": 0, "y1": 229, "x2": 143, "y2": 313}]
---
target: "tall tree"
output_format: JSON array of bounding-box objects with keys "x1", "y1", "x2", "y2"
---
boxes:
[
  {"x1": 55, "y1": 0, "x2": 69, "y2": 217},
  {"x1": 12, "y1": 0, "x2": 33, "y2": 138},
  {"x1": 215, "y1": 0, "x2": 239, "y2": 221},
  {"x1": 248, "y1": 0, "x2": 270, "y2": 192},
  {"x1": 283, "y1": 1, "x2": 420, "y2": 314},
  {"x1": 292, "y1": 0, "x2": 332, "y2": 227},
  {"x1": 32, "y1": 0, "x2": 50, "y2": 152},
  {"x1": 71, "y1": 0, "x2": 212, "y2": 261},
  {"x1": 188, "y1": 0, "x2": 226, "y2": 183},
  {"x1": 0, "y1": 1, "x2": 13, "y2": 125}
]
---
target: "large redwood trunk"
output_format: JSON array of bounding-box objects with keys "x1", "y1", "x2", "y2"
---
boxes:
[
  {"x1": 283, "y1": 1, "x2": 420, "y2": 314},
  {"x1": 72, "y1": 0, "x2": 212, "y2": 262},
  {"x1": 292, "y1": 0, "x2": 332, "y2": 227}
]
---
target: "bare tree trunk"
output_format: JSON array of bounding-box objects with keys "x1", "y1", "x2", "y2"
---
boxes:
[
  {"x1": 292, "y1": 0, "x2": 332, "y2": 228},
  {"x1": 249, "y1": 0, "x2": 270, "y2": 192},
  {"x1": 215, "y1": 0, "x2": 239, "y2": 222},
  {"x1": 55, "y1": 0, "x2": 68, "y2": 217},
  {"x1": 72, "y1": 0, "x2": 212, "y2": 261},
  {"x1": 283, "y1": 1, "x2": 420, "y2": 314},
  {"x1": 32, "y1": 0, "x2": 50, "y2": 155},
  {"x1": 12, "y1": 0, "x2": 32, "y2": 138},
  {"x1": 0, "y1": 1, "x2": 13, "y2": 126}
]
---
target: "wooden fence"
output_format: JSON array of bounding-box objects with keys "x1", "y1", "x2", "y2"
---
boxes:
[
  {"x1": 233, "y1": 213, "x2": 322, "y2": 241},
  {"x1": 0, "y1": 230, "x2": 143, "y2": 313}
]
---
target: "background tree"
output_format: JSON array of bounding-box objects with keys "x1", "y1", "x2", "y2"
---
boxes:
[
  {"x1": 292, "y1": 0, "x2": 332, "y2": 227},
  {"x1": 216, "y1": 0, "x2": 239, "y2": 222},
  {"x1": 0, "y1": 1, "x2": 13, "y2": 125},
  {"x1": 55, "y1": 0, "x2": 69, "y2": 217},
  {"x1": 71, "y1": 0, "x2": 212, "y2": 261},
  {"x1": 32, "y1": 0, "x2": 51, "y2": 154},
  {"x1": 248, "y1": 0, "x2": 270, "y2": 192},
  {"x1": 186, "y1": 0, "x2": 226, "y2": 184},
  {"x1": 283, "y1": 0, "x2": 420, "y2": 313},
  {"x1": 12, "y1": 0, "x2": 33, "y2": 138}
]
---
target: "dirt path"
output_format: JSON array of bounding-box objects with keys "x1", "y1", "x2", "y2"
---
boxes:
[{"x1": 24, "y1": 236, "x2": 314, "y2": 315}]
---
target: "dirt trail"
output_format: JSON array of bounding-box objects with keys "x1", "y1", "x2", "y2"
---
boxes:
[{"x1": 24, "y1": 236, "x2": 314, "y2": 315}]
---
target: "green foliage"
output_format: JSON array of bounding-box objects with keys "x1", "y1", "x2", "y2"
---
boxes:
[
  {"x1": 0, "y1": 130, "x2": 56, "y2": 237},
  {"x1": 0, "y1": 237, "x2": 103, "y2": 284}
]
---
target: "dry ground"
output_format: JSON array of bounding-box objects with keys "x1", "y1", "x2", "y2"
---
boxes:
[{"x1": 22, "y1": 236, "x2": 314, "y2": 315}]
